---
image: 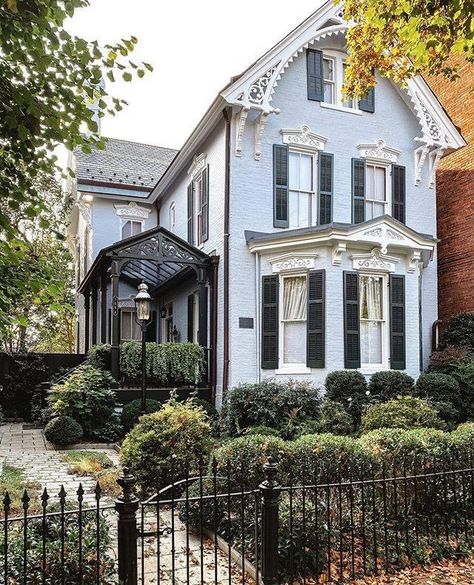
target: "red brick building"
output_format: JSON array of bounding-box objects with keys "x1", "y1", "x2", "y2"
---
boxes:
[{"x1": 428, "y1": 57, "x2": 474, "y2": 323}]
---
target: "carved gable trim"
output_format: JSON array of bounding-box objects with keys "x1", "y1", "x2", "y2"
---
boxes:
[
  {"x1": 114, "y1": 201, "x2": 151, "y2": 220},
  {"x1": 270, "y1": 252, "x2": 318, "y2": 273},
  {"x1": 357, "y1": 140, "x2": 400, "y2": 164},
  {"x1": 187, "y1": 153, "x2": 207, "y2": 179},
  {"x1": 281, "y1": 125, "x2": 328, "y2": 152}
]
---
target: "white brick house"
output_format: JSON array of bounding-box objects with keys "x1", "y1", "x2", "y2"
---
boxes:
[{"x1": 69, "y1": 1, "x2": 465, "y2": 406}]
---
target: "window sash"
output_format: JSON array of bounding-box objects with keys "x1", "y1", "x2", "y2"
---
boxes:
[
  {"x1": 121, "y1": 310, "x2": 141, "y2": 341},
  {"x1": 365, "y1": 165, "x2": 387, "y2": 219},
  {"x1": 122, "y1": 220, "x2": 142, "y2": 239},
  {"x1": 288, "y1": 151, "x2": 315, "y2": 228},
  {"x1": 281, "y1": 275, "x2": 307, "y2": 365},
  {"x1": 359, "y1": 275, "x2": 386, "y2": 367}
]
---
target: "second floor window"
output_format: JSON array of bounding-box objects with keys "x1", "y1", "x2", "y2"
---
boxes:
[
  {"x1": 187, "y1": 165, "x2": 209, "y2": 246},
  {"x1": 289, "y1": 151, "x2": 314, "y2": 229},
  {"x1": 365, "y1": 164, "x2": 387, "y2": 220},
  {"x1": 122, "y1": 219, "x2": 142, "y2": 239}
]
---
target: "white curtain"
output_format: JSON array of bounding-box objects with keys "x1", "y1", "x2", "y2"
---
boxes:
[
  {"x1": 283, "y1": 276, "x2": 307, "y2": 320},
  {"x1": 360, "y1": 276, "x2": 383, "y2": 364}
]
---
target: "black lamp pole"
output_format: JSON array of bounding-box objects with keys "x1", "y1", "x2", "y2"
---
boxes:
[{"x1": 134, "y1": 282, "x2": 152, "y2": 416}]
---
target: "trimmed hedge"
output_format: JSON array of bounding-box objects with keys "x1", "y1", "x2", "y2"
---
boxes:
[
  {"x1": 360, "y1": 396, "x2": 445, "y2": 433},
  {"x1": 324, "y1": 371, "x2": 368, "y2": 422},
  {"x1": 221, "y1": 380, "x2": 321, "y2": 438},
  {"x1": 414, "y1": 372, "x2": 461, "y2": 426},
  {"x1": 367, "y1": 370, "x2": 414, "y2": 403},
  {"x1": 44, "y1": 416, "x2": 83, "y2": 446}
]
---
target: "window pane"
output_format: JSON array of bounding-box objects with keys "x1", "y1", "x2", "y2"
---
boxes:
[
  {"x1": 374, "y1": 167, "x2": 386, "y2": 201},
  {"x1": 122, "y1": 311, "x2": 132, "y2": 340},
  {"x1": 324, "y1": 82, "x2": 334, "y2": 103},
  {"x1": 283, "y1": 276, "x2": 307, "y2": 320},
  {"x1": 132, "y1": 317, "x2": 141, "y2": 340},
  {"x1": 298, "y1": 192, "x2": 310, "y2": 227},
  {"x1": 323, "y1": 58, "x2": 334, "y2": 80},
  {"x1": 299, "y1": 154, "x2": 313, "y2": 191},
  {"x1": 361, "y1": 321, "x2": 382, "y2": 364},
  {"x1": 289, "y1": 152, "x2": 300, "y2": 190},
  {"x1": 131, "y1": 221, "x2": 142, "y2": 236},
  {"x1": 359, "y1": 275, "x2": 383, "y2": 320},
  {"x1": 289, "y1": 192, "x2": 299, "y2": 228},
  {"x1": 366, "y1": 166, "x2": 374, "y2": 199},
  {"x1": 374, "y1": 202, "x2": 385, "y2": 217},
  {"x1": 284, "y1": 321, "x2": 306, "y2": 363},
  {"x1": 122, "y1": 221, "x2": 131, "y2": 239}
]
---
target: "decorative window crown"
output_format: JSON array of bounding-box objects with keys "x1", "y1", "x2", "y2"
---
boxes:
[
  {"x1": 357, "y1": 140, "x2": 400, "y2": 164},
  {"x1": 281, "y1": 125, "x2": 328, "y2": 152},
  {"x1": 114, "y1": 201, "x2": 150, "y2": 220},
  {"x1": 187, "y1": 153, "x2": 207, "y2": 180},
  {"x1": 270, "y1": 252, "x2": 318, "y2": 273}
]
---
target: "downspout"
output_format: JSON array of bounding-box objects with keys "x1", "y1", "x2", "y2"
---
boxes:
[{"x1": 222, "y1": 107, "x2": 232, "y2": 395}]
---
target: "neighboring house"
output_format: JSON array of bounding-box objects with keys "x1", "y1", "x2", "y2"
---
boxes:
[
  {"x1": 69, "y1": 0, "x2": 465, "y2": 406},
  {"x1": 427, "y1": 57, "x2": 474, "y2": 325}
]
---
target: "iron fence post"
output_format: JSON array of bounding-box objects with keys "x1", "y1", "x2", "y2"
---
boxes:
[
  {"x1": 259, "y1": 457, "x2": 280, "y2": 585},
  {"x1": 115, "y1": 468, "x2": 139, "y2": 585}
]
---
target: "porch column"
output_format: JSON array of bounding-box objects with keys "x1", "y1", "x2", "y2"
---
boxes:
[
  {"x1": 91, "y1": 285, "x2": 98, "y2": 347},
  {"x1": 197, "y1": 266, "x2": 208, "y2": 385},
  {"x1": 100, "y1": 273, "x2": 107, "y2": 344},
  {"x1": 84, "y1": 290, "x2": 91, "y2": 355},
  {"x1": 110, "y1": 260, "x2": 121, "y2": 380}
]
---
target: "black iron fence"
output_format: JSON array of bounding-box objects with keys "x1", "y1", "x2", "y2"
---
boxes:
[{"x1": 3, "y1": 459, "x2": 474, "y2": 584}]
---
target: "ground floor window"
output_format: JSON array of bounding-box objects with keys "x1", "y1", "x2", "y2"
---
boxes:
[
  {"x1": 162, "y1": 303, "x2": 174, "y2": 342},
  {"x1": 120, "y1": 310, "x2": 141, "y2": 342},
  {"x1": 281, "y1": 275, "x2": 307, "y2": 365},
  {"x1": 359, "y1": 274, "x2": 386, "y2": 368}
]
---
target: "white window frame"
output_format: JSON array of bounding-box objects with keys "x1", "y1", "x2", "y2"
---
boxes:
[
  {"x1": 169, "y1": 202, "x2": 176, "y2": 229},
  {"x1": 120, "y1": 309, "x2": 141, "y2": 342},
  {"x1": 319, "y1": 50, "x2": 364, "y2": 114},
  {"x1": 162, "y1": 302, "x2": 174, "y2": 342},
  {"x1": 359, "y1": 272, "x2": 390, "y2": 373},
  {"x1": 192, "y1": 172, "x2": 206, "y2": 247},
  {"x1": 322, "y1": 56, "x2": 336, "y2": 105},
  {"x1": 275, "y1": 272, "x2": 311, "y2": 375},
  {"x1": 365, "y1": 162, "x2": 391, "y2": 220},
  {"x1": 288, "y1": 149, "x2": 318, "y2": 229},
  {"x1": 120, "y1": 218, "x2": 144, "y2": 240}
]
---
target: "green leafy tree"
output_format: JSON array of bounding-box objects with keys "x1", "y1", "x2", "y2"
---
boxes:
[
  {"x1": 343, "y1": 0, "x2": 473, "y2": 97},
  {"x1": 0, "y1": 0, "x2": 150, "y2": 331}
]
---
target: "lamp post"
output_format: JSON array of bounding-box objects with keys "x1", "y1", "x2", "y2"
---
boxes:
[{"x1": 134, "y1": 282, "x2": 152, "y2": 415}]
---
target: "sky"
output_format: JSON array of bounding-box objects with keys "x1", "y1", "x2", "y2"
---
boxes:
[{"x1": 66, "y1": 0, "x2": 325, "y2": 150}]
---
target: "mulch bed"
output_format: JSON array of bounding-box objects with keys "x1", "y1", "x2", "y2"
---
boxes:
[{"x1": 354, "y1": 557, "x2": 474, "y2": 584}]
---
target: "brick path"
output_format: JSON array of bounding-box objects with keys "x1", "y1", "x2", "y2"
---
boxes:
[{"x1": 0, "y1": 422, "x2": 117, "y2": 506}]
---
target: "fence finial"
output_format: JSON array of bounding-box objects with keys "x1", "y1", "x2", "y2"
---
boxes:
[
  {"x1": 117, "y1": 467, "x2": 136, "y2": 503},
  {"x1": 263, "y1": 456, "x2": 279, "y2": 486}
]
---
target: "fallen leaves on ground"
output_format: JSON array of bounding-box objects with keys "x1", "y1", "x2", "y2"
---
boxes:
[{"x1": 354, "y1": 556, "x2": 474, "y2": 584}]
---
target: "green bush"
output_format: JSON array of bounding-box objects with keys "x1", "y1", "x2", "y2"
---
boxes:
[
  {"x1": 358, "y1": 427, "x2": 452, "y2": 470},
  {"x1": 120, "y1": 398, "x2": 212, "y2": 494},
  {"x1": 90, "y1": 417, "x2": 124, "y2": 443},
  {"x1": 324, "y1": 370, "x2": 368, "y2": 422},
  {"x1": 213, "y1": 435, "x2": 291, "y2": 490},
  {"x1": 190, "y1": 397, "x2": 219, "y2": 423},
  {"x1": 120, "y1": 399, "x2": 162, "y2": 432},
  {"x1": 119, "y1": 342, "x2": 206, "y2": 386},
  {"x1": 368, "y1": 370, "x2": 414, "y2": 403},
  {"x1": 429, "y1": 345, "x2": 472, "y2": 374},
  {"x1": 221, "y1": 379, "x2": 321, "y2": 437},
  {"x1": 290, "y1": 433, "x2": 372, "y2": 482},
  {"x1": 414, "y1": 372, "x2": 461, "y2": 425},
  {"x1": 361, "y1": 396, "x2": 445, "y2": 433},
  {"x1": 441, "y1": 312, "x2": 474, "y2": 350},
  {"x1": 44, "y1": 416, "x2": 83, "y2": 446},
  {"x1": 49, "y1": 366, "x2": 116, "y2": 435},
  {"x1": 450, "y1": 423, "x2": 474, "y2": 459},
  {"x1": 244, "y1": 425, "x2": 282, "y2": 437},
  {"x1": 87, "y1": 344, "x2": 112, "y2": 370}
]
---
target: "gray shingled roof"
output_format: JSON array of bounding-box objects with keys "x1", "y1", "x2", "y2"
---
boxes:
[{"x1": 74, "y1": 137, "x2": 178, "y2": 190}]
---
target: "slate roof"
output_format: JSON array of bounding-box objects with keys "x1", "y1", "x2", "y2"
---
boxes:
[{"x1": 74, "y1": 137, "x2": 178, "y2": 190}]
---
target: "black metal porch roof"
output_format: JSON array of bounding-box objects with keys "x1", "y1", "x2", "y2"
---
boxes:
[{"x1": 78, "y1": 226, "x2": 211, "y2": 295}]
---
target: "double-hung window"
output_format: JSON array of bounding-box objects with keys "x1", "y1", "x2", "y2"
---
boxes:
[
  {"x1": 281, "y1": 275, "x2": 308, "y2": 367},
  {"x1": 323, "y1": 57, "x2": 335, "y2": 104},
  {"x1": 122, "y1": 219, "x2": 142, "y2": 239},
  {"x1": 121, "y1": 310, "x2": 141, "y2": 342},
  {"x1": 187, "y1": 166, "x2": 209, "y2": 246},
  {"x1": 288, "y1": 152, "x2": 314, "y2": 229},
  {"x1": 359, "y1": 274, "x2": 387, "y2": 368},
  {"x1": 365, "y1": 164, "x2": 387, "y2": 219}
]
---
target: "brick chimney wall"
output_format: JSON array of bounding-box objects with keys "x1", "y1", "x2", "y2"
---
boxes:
[{"x1": 427, "y1": 57, "x2": 474, "y2": 323}]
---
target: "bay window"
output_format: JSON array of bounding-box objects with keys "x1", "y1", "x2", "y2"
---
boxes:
[
  {"x1": 281, "y1": 275, "x2": 307, "y2": 366},
  {"x1": 359, "y1": 274, "x2": 386, "y2": 368}
]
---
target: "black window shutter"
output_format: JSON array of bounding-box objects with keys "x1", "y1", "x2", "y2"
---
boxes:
[
  {"x1": 273, "y1": 144, "x2": 289, "y2": 228},
  {"x1": 392, "y1": 165, "x2": 406, "y2": 224},
  {"x1": 187, "y1": 294, "x2": 194, "y2": 342},
  {"x1": 307, "y1": 270, "x2": 325, "y2": 368},
  {"x1": 390, "y1": 275, "x2": 406, "y2": 370},
  {"x1": 306, "y1": 49, "x2": 324, "y2": 101},
  {"x1": 201, "y1": 165, "x2": 209, "y2": 242},
  {"x1": 262, "y1": 275, "x2": 279, "y2": 369},
  {"x1": 359, "y1": 84, "x2": 375, "y2": 113},
  {"x1": 352, "y1": 158, "x2": 366, "y2": 224},
  {"x1": 187, "y1": 182, "x2": 194, "y2": 244},
  {"x1": 145, "y1": 311, "x2": 157, "y2": 342},
  {"x1": 344, "y1": 271, "x2": 360, "y2": 369},
  {"x1": 318, "y1": 152, "x2": 333, "y2": 225}
]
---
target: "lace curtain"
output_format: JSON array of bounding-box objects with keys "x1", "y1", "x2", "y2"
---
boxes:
[
  {"x1": 283, "y1": 276, "x2": 307, "y2": 320},
  {"x1": 360, "y1": 275, "x2": 383, "y2": 364}
]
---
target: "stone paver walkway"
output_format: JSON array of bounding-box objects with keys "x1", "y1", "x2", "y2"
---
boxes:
[{"x1": 0, "y1": 422, "x2": 117, "y2": 506}]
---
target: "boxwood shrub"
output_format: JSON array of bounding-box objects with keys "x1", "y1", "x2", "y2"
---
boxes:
[
  {"x1": 44, "y1": 416, "x2": 83, "y2": 446},
  {"x1": 220, "y1": 379, "x2": 321, "y2": 437},
  {"x1": 367, "y1": 370, "x2": 414, "y2": 403},
  {"x1": 324, "y1": 371, "x2": 368, "y2": 423},
  {"x1": 121, "y1": 399, "x2": 162, "y2": 432},
  {"x1": 414, "y1": 372, "x2": 461, "y2": 426},
  {"x1": 361, "y1": 396, "x2": 445, "y2": 433},
  {"x1": 120, "y1": 398, "x2": 212, "y2": 494}
]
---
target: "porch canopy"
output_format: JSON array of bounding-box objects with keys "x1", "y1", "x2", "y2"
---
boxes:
[{"x1": 78, "y1": 226, "x2": 216, "y2": 382}]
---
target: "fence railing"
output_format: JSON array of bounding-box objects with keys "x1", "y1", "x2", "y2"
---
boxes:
[{"x1": 2, "y1": 458, "x2": 474, "y2": 584}]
